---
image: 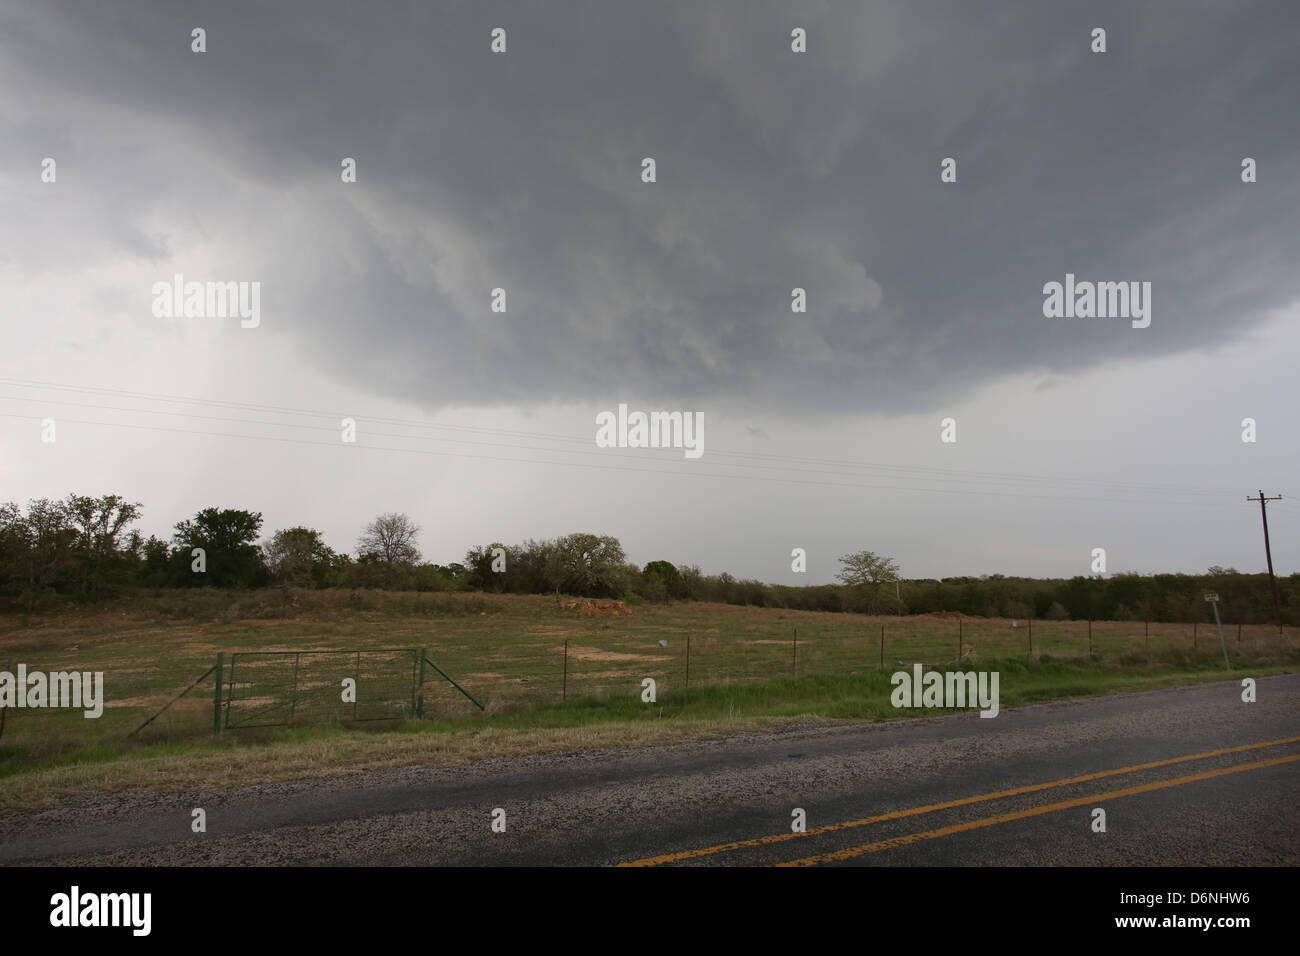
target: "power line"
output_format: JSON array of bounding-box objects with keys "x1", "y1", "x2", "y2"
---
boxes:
[
  {"x1": 0, "y1": 377, "x2": 1231, "y2": 491},
  {"x1": 0, "y1": 378, "x2": 1246, "y2": 499},
  {"x1": 0, "y1": 410, "x2": 1261, "y2": 507},
  {"x1": 0, "y1": 377, "x2": 1232, "y2": 494},
  {"x1": 0, "y1": 393, "x2": 1237, "y2": 499}
]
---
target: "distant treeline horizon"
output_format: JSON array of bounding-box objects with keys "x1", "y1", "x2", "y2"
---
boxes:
[{"x1": 1, "y1": 493, "x2": 1294, "y2": 624}]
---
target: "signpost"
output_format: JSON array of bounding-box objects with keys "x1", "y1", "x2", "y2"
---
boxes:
[{"x1": 1205, "y1": 594, "x2": 1231, "y2": 671}]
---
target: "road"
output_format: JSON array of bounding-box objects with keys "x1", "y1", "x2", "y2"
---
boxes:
[{"x1": 1, "y1": 674, "x2": 1297, "y2": 866}]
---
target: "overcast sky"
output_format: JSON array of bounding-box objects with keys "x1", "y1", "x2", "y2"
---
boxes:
[{"x1": 2, "y1": 1, "x2": 1297, "y2": 584}]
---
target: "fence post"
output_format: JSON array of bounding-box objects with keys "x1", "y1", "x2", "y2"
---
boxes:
[
  {"x1": 958, "y1": 618, "x2": 963, "y2": 659},
  {"x1": 353, "y1": 650, "x2": 361, "y2": 719},
  {"x1": 290, "y1": 652, "x2": 301, "y2": 718},
  {"x1": 1028, "y1": 617, "x2": 1033, "y2": 657},
  {"x1": 1145, "y1": 620, "x2": 1149, "y2": 655},
  {"x1": 1238, "y1": 621, "x2": 1242, "y2": 643},
  {"x1": 1193, "y1": 620, "x2": 1198, "y2": 649},
  {"x1": 1211, "y1": 598, "x2": 1231, "y2": 672},
  {"x1": 1088, "y1": 619, "x2": 1092, "y2": 658},
  {"x1": 416, "y1": 648, "x2": 425, "y2": 718},
  {"x1": 212, "y1": 652, "x2": 223, "y2": 733},
  {"x1": 685, "y1": 633, "x2": 691, "y2": 695},
  {"x1": 562, "y1": 640, "x2": 568, "y2": 702},
  {"x1": 879, "y1": 624, "x2": 884, "y2": 668},
  {"x1": 792, "y1": 627, "x2": 797, "y2": 677}
]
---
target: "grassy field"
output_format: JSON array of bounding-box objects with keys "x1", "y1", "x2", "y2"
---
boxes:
[{"x1": 1, "y1": 589, "x2": 1296, "y2": 811}]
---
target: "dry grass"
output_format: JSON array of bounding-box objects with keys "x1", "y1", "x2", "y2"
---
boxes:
[
  {"x1": 0, "y1": 714, "x2": 800, "y2": 814},
  {"x1": 1, "y1": 588, "x2": 1296, "y2": 808}
]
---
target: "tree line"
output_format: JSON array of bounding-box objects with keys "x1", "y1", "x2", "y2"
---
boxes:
[{"x1": 0, "y1": 494, "x2": 1294, "y2": 624}]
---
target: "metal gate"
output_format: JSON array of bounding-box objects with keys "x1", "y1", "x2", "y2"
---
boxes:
[{"x1": 224, "y1": 648, "x2": 420, "y2": 728}]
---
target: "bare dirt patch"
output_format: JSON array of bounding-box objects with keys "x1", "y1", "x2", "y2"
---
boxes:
[
  {"x1": 561, "y1": 600, "x2": 634, "y2": 618},
  {"x1": 103, "y1": 695, "x2": 202, "y2": 710},
  {"x1": 557, "y1": 645, "x2": 670, "y2": 663}
]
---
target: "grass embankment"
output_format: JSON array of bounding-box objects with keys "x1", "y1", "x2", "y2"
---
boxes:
[{"x1": 0, "y1": 589, "x2": 1295, "y2": 812}]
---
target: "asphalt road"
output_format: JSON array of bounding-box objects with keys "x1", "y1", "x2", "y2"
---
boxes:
[{"x1": 2, "y1": 674, "x2": 1297, "y2": 866}]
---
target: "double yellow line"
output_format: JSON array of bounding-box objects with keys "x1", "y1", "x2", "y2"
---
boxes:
[{"x1": 618, "y1": 735, "x2": 1300, "y2": 867}]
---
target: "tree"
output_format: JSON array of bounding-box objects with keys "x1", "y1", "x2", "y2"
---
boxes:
[
  {"x1": 172, "y1": 507, "x2": 266, "y2": 587},
  {"x1": 0, "y1": 501, "x2": 26, "y2": 597},
  {"x1": 137, "y1": 534, "x2": 172, "y2": 588},
  {"x1": 835, "y1": 550, "x2": 901, "y2": 615},
  {"x1": 643, "y1": 560, "x2": 685, "y2": 600},
  {"x1": 465, "y1": 542, "x2": 510, "y2": 591},
  {"x1": 63, "y1": 493, "x2": 142, "y2": 595},
  {"x1": 12, "y1": 498, "x2": 78, "y2": 607},
  {"x1": 414, "y1": 563, "x2": 467, "y2": 591},
  {"x1": 263, "y1": 527, "x2": 336, "y2": 588},
  {"x1": 544, "y1": 533, "x2": 626, "y2": 597},
  {"x1": 356, "y1": 513, "x2": 421, "y2": 588},
  {"x1": 676, "y1": 563, "x2": 704, "y2": 600},
  {"x1": 513, "y1": 538, "x2": 557, "y2": 593},
  {"x1": 1005, "y1": 598, "x2": 1033, "y2": 620}
]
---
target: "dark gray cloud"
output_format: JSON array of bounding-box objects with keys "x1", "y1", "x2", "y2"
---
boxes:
[{"x1": 4, "y1": 0, "x2": 1299, "y2": 416}]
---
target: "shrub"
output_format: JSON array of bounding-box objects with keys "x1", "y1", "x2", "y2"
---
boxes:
[{"x1": 1045, "y1": 601, "x2": 1070, "y2": 620}]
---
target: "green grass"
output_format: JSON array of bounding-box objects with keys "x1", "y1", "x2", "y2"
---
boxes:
[{"x1": 0, "y1": 589, "x2": 1296, "y2": 810}]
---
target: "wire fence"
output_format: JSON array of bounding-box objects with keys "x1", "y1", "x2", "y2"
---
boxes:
[
  {"x1": 0, "y1": 618, "x2": 1295, "y2": 757},
  {"x1": 465, "y1": 616, "x2": 1300, "y2": 710},
  {"x1": 538, "y1": 617, "x2": 1292, "y2": 704},
  {"x1": 223, "y1": 648, "x2": 421, "y2": 728}
]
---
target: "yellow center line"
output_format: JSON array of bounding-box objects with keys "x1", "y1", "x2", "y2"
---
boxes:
[
  {"x1": 777, "y1": 751, "x2": 1300, "y2": 866},
  {"x1": 615, "y1": 735, "x2": 1300, "y2": 867}
]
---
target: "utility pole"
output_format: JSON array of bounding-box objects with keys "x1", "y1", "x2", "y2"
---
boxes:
[{"x1": 1246, "y1": 490, "x2": 1284, "y2": 633}]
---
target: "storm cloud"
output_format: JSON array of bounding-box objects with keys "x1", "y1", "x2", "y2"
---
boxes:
[{"x1": 4, "y1": 1, "x2": 1297, "y2": 417}]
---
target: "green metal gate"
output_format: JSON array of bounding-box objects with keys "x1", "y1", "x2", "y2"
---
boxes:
[{"x1": 224, "y1": 648, "x2": 421, "y2": 728}]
